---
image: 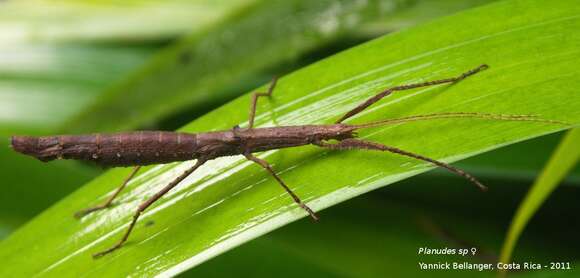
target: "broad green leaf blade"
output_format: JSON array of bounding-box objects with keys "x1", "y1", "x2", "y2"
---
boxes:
[
  {"x1": 499, "y1": 128, "x2": 580, "y2": 266},
  {"x1": 1, "y1": 0, "x2": 580, "y2": 276},
  {"x1": 61, "y1": 0, "x2": 399, "y2": 133}
]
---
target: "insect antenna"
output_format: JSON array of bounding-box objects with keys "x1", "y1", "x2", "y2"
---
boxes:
[{"x1": 352, "y1": 112, "x2": 569, "y2": 130}]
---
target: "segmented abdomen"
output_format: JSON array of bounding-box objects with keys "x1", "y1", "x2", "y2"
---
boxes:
[{"x1": 11, "y1": 131, "x2": 198, "y2": 167}]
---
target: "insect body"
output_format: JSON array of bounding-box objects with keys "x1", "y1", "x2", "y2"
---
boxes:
[
  {"x1": 11, "y1": 65, "x2": 562, "y2": 258},
  {"x1": 11, "y1": 125, "x2": 355, "y2": 167}
]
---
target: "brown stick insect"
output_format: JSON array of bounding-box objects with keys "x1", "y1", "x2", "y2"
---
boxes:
[{"x1": 10, "y1": 64, "x2": 563, "y2": 258}]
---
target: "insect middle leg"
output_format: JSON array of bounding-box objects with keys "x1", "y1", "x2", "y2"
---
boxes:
[
  {"x1": 248, "y1": 77, "x2": 278, "y2": 129},
  {"x1": 244, "y1": 153, "x2": 319, "y2": 221},
  {"x1": 335, "y1": 64, "x2": 489, "y2": 124},
  {"x1": 75, "y1": 166, "x2": 142, "y2": 218},
  {"x1": 93, "y1": 159, "x2": 206, "y2": 258},
  {"x1": 315, "y1": 138, "x2": 487, "y2": 191}
]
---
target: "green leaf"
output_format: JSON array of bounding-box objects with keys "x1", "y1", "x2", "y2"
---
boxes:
[
  {"x1": 1, "y1": 0, "x2": 579, "y2": 276},
  {"x1": 499, "y1": 128, "x2": 580, "y2": 266}
]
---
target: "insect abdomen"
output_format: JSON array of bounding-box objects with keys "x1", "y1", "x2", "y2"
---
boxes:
[{"x1": 11, "y1": 131, "x2": 198, "y2": 167}]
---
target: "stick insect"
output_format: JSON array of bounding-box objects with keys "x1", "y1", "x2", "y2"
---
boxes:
[{"x1": 10, "y1": 64, "x2": 563, "y2": 258}]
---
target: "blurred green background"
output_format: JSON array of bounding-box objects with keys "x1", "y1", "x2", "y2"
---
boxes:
[{"x1": 0, "y1": 0, "x2": 578, "y2": 277}]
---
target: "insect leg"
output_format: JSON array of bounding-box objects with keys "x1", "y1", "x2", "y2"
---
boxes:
[
  {"x1": 248, "y1": 77, "x2": 278, "y2": 129},
  {"x1": 244, "y1": 153, "x2": 319, "y2": 221},
  {"x1": 335, "y1": 64, "x2": 489, "y2": 124},
  {"x1": 74, "y1": 166, "x2": 142, "y2": 219},
  {"x1": 315, "y1": 139, "x2": 487, "y2": 191},
  {"x1": 92, "y1": 159, "x2": 206, "y2": 258}
]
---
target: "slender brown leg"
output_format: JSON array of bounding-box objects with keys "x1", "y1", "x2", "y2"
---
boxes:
[
  {"x1": 315, "y1": 139, "x2": 487, "y2": 191},
  {"x1": 93, "y1": 159, "x2": 206, "y2": 258},
  {"x1": 248, "y1": 77, "x2": 278, "y2": 129},
  {"x1": 244, "y1": 153, "x2": 319, "y2": 221},
  {"x1": 335, "y1": 64, "x2": 489, "y2": 124},
  {"x1": 75, "y1": 166, "x2": 142, "y2": 218}
]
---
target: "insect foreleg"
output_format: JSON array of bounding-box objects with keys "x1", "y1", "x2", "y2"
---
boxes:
[
  {"x1": 75, "y1": 166, "x2": 142, "y2": 219},
  {"x1": 335, "y1": 64, "x2": 489, "y2": 124},
  {"x1": 315, "y1": 138, "x2": 487, "y2": 191},
  {"x1": 93, "y1": 159, "x2": 206, "y2": 258},
  {"x1": 248, "y1": 77, "x2": 278, "y2": 129},
  {"x1": 244, "y1": 153, "x2": 319, "y2": 221}
]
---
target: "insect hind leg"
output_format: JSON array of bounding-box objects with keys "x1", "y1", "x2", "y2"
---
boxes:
[{"x1": 248, "y1": 77, "x2": 278, "y2": 129}]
